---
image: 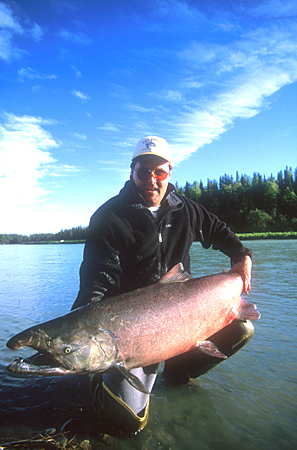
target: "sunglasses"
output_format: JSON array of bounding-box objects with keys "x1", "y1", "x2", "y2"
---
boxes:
[{"x1": 135, "y1": 167, "x2": 169, "y2": 182}]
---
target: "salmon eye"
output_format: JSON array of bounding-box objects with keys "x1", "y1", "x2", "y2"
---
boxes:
[{"x1": 63, "y1": 346, "x2": 72, "y2": 354}]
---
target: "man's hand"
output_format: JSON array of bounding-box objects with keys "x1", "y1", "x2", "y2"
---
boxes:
[{"x1": 229, "y1": 255, "x2": 252, "y2": 293}]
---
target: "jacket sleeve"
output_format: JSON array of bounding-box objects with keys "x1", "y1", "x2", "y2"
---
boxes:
[
  {"x1": 71, "y1": 209, "x2": 123, "y2": 310},
  {"x1": 192, "y1": 201, "x2": 252, "y2": 265}
]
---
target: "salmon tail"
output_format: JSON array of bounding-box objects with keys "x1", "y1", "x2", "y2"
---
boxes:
[{"x1": 238, "y1": 297, "x2": 261, "y2": 321}]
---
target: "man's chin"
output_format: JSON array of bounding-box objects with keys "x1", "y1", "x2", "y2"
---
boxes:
[{"x1": 143, "y1": 193, "x2": 160, "y2": 207}]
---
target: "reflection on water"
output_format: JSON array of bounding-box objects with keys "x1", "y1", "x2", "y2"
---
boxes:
[{"x1": 0, "y1": 241, "x2": 296, "y2": 449}]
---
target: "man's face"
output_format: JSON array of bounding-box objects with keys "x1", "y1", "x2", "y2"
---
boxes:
[{"x1": 131, "y1": 156, "x2": 172, "y2": 207}]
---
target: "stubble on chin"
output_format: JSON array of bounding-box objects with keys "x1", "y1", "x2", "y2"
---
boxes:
[{"x1": 142, "y1": 190, "x2": 160, "y2": 207}]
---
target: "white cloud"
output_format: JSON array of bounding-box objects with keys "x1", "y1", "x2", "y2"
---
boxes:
[
  {"x1": 30, "y1": 23, "x2": 44, "y2": 41},
  {"x1": 72, "y1": 132, "x2": 87, "y2": 140},
  {"x1": 0, "y1": 3, "x2": 23, "y2": 33},
  {"x1": 150, "y1": 0, "x2": 204, "y2": 26},
  {"x1": 178, "y1": 24, "x2": 297, "y2": 79},
  {"x1": 71, "y1": 89, "x2": 90, "y2": 100},
  {"x1": 178, "y1": 41, "x2": 217, "y2": 66},
  {"x1": 54, "y1": 1, "x2": 81, "y2": 14},
  {"x1": 250, "y1": 0, "x2": 297, "y2": 19},
  {"x1": 98, "y1": 123, "x2": 121, "y2": 132},
  {"x1": 0, "y1": 113, "x2": 84, "y2": 233},
  {"x1": 153, "y1": 89, "x2": 183, "y2": 103},
  {"x1": 71, "y1": 65, "x2": 82, "y2": 78},
  {"x1": 110, "y1": 84, "x2": 131, "y2": 100},
  {"x1": 0, "y1": 2, "x2": 23, "y2": 60},
  {"x1": 171, "y1": 68, "x2": 295, "y2": 164},
  {"x1": 59, "y1": 28, "x2": 92, "y2": 44},
  {"x1": 181, "y1": 79, "x2": 203, "y2": 89},
  {"x1": 126, "y1": 103, "x2": 156, "y2": 113},
  {"x1": 18, "y1": 67, "x2": 57, "y2": 80},
  {"x1": 0, "y1": 113, "x2": 58, "y2": 213},
  {"x1": 169, "y1": 22, "x2": 297, "y2": 164},
  {"x1": 0, "y1": 2, "x2": 44, "y2": 61},
  {"x1": 49, "y1": 164, "x2": 82, "y2": 177}
]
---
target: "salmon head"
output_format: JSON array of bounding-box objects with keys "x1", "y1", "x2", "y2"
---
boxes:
[{"x1": 6, "y1": 308, "x2": 119, "y2": 376}]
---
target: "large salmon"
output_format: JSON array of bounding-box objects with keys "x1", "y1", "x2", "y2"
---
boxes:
[{"x1": 6, "y1": 264, "x2": 260, "y2": 391}]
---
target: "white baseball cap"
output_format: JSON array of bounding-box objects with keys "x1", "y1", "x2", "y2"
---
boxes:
[{"x1": 132, "y1": 136, "x2": 172, "y2": 163}]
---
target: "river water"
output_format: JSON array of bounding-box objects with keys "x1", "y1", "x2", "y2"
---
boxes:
[{"x1": 0, "y1": 241, "x2": 296, "y2": 449}]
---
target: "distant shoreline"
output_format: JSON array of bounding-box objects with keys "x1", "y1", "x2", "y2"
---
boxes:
[
  {"x1": 2, "y1": 231, "x2": 296, "y2": 244},
  {"x1": 236, "y1": 231, "x2": 297, "y2": 240}
]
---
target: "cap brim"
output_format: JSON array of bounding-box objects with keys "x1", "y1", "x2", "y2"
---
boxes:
[{"x1": 132, "y1": 151, "x2": 171, "y2": 162}]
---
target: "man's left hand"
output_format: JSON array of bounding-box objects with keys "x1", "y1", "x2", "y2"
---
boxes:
[{"x1": 229, "y1": 255, "x2": 252, "y2": 293}]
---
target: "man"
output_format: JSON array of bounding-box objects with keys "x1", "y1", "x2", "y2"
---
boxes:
[{"x1": 72, "y1": 136, "x2": 253, "y2": 437}]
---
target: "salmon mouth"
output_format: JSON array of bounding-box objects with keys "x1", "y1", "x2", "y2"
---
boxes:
[
  {"x1": 29, "y1": 350, "x2": 76, "y2": 372},
  {"x1": 6, "y1": 353, "x2": 72, "y2": 376}
]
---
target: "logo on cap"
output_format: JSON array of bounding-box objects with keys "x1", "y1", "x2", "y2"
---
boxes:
[{"x1": 145, "y1": 140, "x2": 156, "y2": 148}]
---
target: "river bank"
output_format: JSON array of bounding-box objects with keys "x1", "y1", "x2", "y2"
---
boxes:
[
  {"x1": 237, "y1": 231, "x2": 297, "y2": 240},
  {"x1": 4, "y1": 230, "x2": 296, "y2": 245}
]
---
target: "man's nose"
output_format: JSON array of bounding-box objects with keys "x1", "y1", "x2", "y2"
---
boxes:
[{"x1": 149, "y1": 174, "x2": 158, "y2": 184}]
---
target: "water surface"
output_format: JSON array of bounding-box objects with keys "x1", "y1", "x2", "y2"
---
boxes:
[{"x1": 0, "y1": 241, "x2": 296, "y2": 449}]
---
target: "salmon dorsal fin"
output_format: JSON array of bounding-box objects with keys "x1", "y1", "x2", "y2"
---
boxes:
[{"x1": 158, "y1": 263, "x2": 192, "y2": 284}]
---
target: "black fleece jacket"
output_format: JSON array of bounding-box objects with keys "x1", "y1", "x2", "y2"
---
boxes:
[{"x1": 72, "y1": 180, "x2": 252, "y2": 310}]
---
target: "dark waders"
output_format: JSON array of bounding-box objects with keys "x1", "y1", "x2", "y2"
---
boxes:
[{"x1": 90, "y1": 319, "x2": 254, "y2": 437}]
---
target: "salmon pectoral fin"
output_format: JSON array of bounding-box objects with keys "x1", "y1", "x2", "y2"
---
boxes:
[
  {"x1": 195, "y1": 341, "x2": 228, "y2": 359},
  {"x1": 115, "y1": 365, "x2": 151, "y2": 395},
  {"x1": 238, "y1": 297, "x2": 261, "y2": 321}
]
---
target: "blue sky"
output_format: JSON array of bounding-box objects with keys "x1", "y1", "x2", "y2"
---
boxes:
[{"x1": 0, "y1": 0, "x2": 296, "y2": 235}]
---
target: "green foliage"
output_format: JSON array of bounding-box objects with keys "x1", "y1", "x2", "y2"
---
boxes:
[
  {"x1": 1, "y1": 166, "x2": 296, "y2": 244},
  {"x1": 246, "y1": 209, "x2": 272, "y2": 232},
  {"x1": 237, "y1": 232, "x2": 297, "y2": 240},
  {"x1": 177, "y1": 166, "x2": 297, "y2": 233},
  {"x1": 0, "y1": 226, "x2": 89, "y2": 245}
]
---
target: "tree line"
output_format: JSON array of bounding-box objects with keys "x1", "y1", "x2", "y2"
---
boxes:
[
  {"x1": 0, "y1": 226, "x2": 88, "y2": 245},
  {"x1": 175, "y1": 166, "x2": 297, "y2": 233},
  {"x1": 1, "y1": 167, "x2": 296, "y2": 245}
]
